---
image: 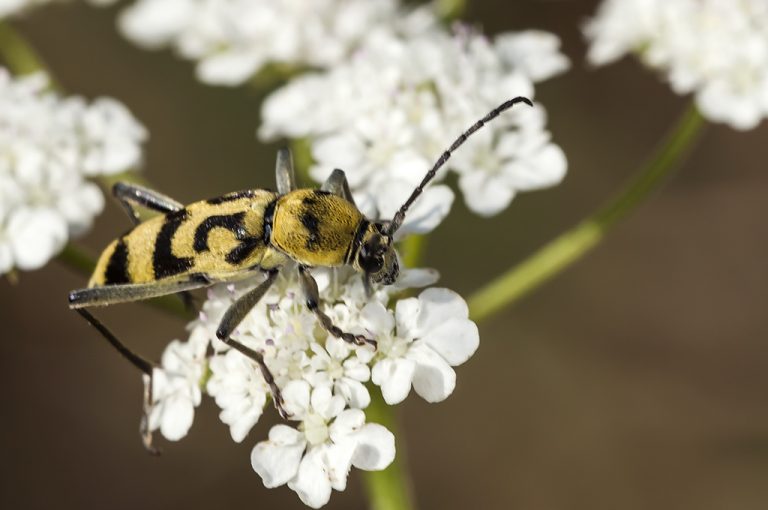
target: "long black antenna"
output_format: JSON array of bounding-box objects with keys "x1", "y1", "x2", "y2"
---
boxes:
[{"x1": 386, "y1": 96, "x2": 533, "y2": 235}]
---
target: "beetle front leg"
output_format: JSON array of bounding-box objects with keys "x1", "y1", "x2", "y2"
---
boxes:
[{"x1": 298, "y1": 265, "x2": 377, "y2": 348}]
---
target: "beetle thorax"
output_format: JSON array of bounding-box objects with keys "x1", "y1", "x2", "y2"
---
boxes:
[{"x1": 270, "y1": 189, "x2": 364, "y2": 267}]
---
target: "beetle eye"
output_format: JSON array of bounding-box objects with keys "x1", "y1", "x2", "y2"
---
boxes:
[{"x1": 359, "y1": 253, "x2": 383, "y2": 273}]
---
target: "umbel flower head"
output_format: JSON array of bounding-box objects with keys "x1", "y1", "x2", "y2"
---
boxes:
[
  {"x1": 260, "y1": 8, "x2": 569, "y2": 220},
  {"x1": 585, "y1": 0, "x2": 768, "y2": 130},
  {"x1": 116, "y1": 0, "x2": 398, "y2": 86},
  {"x1": 148, "y1": 265, "x2": 479, "y2": 508},
  {"x1": 0, "y1": 69, "x2": 146, "y2": 274}
]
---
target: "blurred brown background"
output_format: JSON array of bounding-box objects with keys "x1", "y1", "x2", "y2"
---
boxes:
[{"x1": 2, "y1": 1, "x2": 767, "y2": 509}]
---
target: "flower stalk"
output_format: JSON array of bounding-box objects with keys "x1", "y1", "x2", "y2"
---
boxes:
[
  {"x1": 468, "y1": 103, "x2": 706, "y2": 322},
  {"x1": 0, "y1": 20, "x2": 56, "y2": 85},
  {"x1": 362, "y1": 388, "x2": 416, "y2": 510}
]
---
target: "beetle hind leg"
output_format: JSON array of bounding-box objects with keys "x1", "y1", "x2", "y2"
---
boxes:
[
  {"x1": 74, "y1": 308, "x2": 161, "y2": 455},
  {"x1": 214, "y1": 269, "x2": 290, "y2": 419}
]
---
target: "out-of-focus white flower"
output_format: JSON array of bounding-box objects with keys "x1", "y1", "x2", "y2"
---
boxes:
[
  {"x1": 362, "y1": 288, "x2": 479, "y2": 404},
  {"x1": 0, "y1": 69, "x2": 146, "y2": 274},
  {"x1": 0, "y1": 0, "x2": 116, "y2": 18},
  {"x1": 117, "y1": 0, "x2": 399, "y2": 86},
  {"x1": 148, "y1": 328, "x2": 208, "y2": 441},
  {"x1": 495, "y1": 30, "x2": 571, "y2": 83},
  {"x1": 261, "y1": 17, "x2": 568, "y2": 220},
  {"x1": 251, "y1": 382, "x2": 395, "y2": 509},
  {"x1": 207, "y1": 348, "x2": 269, "y2": 443},
  {"x1": 585, "y1": 0, "x2": 768, "y2": 130}
]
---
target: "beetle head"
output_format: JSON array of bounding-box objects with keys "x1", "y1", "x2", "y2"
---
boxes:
[{"x1": 354, "y1": 222, "x2": 399, "y2": 287}]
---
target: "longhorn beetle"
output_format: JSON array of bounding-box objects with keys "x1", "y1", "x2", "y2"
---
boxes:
[{"x1": 68, "y1": 96, "x2": 532, "y2": 451}]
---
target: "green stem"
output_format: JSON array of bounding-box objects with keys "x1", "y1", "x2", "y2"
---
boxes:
[
  {"x1": 57, "y1": 243, "x2": 95, "y2": 276},
  {"x1": 0, "y1": 21, "x2": 59, "y2": 86},
  {"x1": 399, "y1": 234, "x2": 426, "y2": 269},
  {"x1": 435, "y1": 0, "x2": 467, "y2": 21},
  {"x1": 57, "y1": 243, "x2": 193, "y2": 320},
  {"x1": 468, "y1": 103, "x2": 706, "y2": 322},
  {"x1": 362, "y1": 388, "x2": 417, "y2": 510}
]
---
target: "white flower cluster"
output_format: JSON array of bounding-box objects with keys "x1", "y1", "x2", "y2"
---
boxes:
[
  {"x1": 585, "y1": 0, "x2": 768, "y2": 130},
  {"x1": 116, "y1": 0, "x2": 399, "y2": 86},
  {"x1": 0, "y1": 69, "x2": 146, "y2": 274},
  {"x1": 148, "y1": 266, "x2": 479, "y2": 508},
  {"x1": 0, "y1": 0, "x2": 114, "y2": 19},
  {"x1": 260, "y1": 13, "x2": 569, "y2": 220}
]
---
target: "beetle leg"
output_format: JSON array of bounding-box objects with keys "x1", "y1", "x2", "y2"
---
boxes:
[
  {"x1": 320, "y1": 169, "x2": 356, "y2": 206},
  {"x1": 275, "y1": 147, "x2": 296, "y2": 195},
  {"x1": 214, "y1": 269, "x2": 290, "y2": 419},
  {"x1": 74, "y1": 308, "x2": 161, "y2": 455},
  {"x1": 68, "y1": 275, "x2": 213, "y2": 308},
  {"x1": 112, "y1": 182, "x2": 184, "y2": 225},
  {"x1": 298, "y1": 265, "x2": 376, "y2": 348}
]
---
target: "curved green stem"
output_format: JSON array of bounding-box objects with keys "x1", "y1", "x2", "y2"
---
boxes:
[{"x1": 468, "y1": 103, "x2": 706, "y2": 322}]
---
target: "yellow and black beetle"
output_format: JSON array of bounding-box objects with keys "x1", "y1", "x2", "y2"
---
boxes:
[{"x1": 68, "y1": 96, "x2": 532, "y2": 451}]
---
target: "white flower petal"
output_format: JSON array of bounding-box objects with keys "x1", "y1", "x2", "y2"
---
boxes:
[
  {"x1": 352, "y1": 423, "x2": 396, "y2": 471},
  {"x1": 392, "y1": 267, "x2": 440, "y2": 290},
  {"x1": 360, "y1": 301, "x2": 395, "y2": 335},
  {"x1": 371, "y1": 357, "x2": 415, "y2": 405},
  {"x1": 408, "y1": 342, "x2": 456, "y2": 403},
  {"x1": 251, "y1": 425, "x2": 306, "y2": 488},
  {"x1": 504, "y1": 143, "x2": 567, "y2": 191},
  {"x1": 197, "y1": 52, "x2": 264, "y2": 87},
  {"x1": 335, "y1": 378, "x2": 371, "y2": 409},
  {"x1": 329, "y1": 409, "x2": 365, "y2": 442},
  {"x1": 495, "y1": 30, "x2": 571, "y2": 82},
  {"x1": 158, "y1": 394, "x2": 195, "y2": 441},
  {"x1": 283, "y1": 380, "x2": 311, "y2": 418},
  {"x1": 118, "y1": 0, "x2": 194, "y2": 49},
  {"x1": 323, "y1": 439, "x2": 357, "y2": 491},
  {"x1": 288, "y1": 447, "x2": 333, "y2": 509},
  {"x1": 420, "y1": 319, "x2": 479, "y2": 366},
  {"x1": 458, "y1": 171, "x2": 515, "y2": 217},
  {"x1": 414, "y1": 288, "x2": 469, "y2": 336},
  {"x1": 8, "y1": 208, "x2": 67, "y2": 270}
]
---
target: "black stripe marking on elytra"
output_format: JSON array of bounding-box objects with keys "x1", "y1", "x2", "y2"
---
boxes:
[
  {"x1": 225, "y1": 237, "x2": 263, "y2": 265},
  {"x1": 104, "y1": 237, "x2": 131, "y2": 285},
  {"x1": 206, "y1": 190, "x2": 258, "y2": 205},
  {"x1": 193, "y1": 212, "x2": 247, "y2": 253},
  {"x1": 262, "y1": 199, "x2": 277, "y2": 244},
  {"x1": 153, "y1": 209, "x2": 194, "y2": 279},
  {"x1": 301, "y1": 212, "x2": 321, "y2": 250}
]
